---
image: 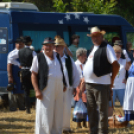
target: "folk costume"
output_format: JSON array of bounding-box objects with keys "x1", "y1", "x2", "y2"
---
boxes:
[
  {"x1": 31, "y1": 37, "x2": 66, "y2": 134},
  {"x1": 7, "y1": 40, "x2": 25, "y2": 111},
  {"x1": 55, "y1": 38, "x2": 80, "y2": 130},
  {"x1": 9, "y1": 36, "x2": 36, "y2": 113}
]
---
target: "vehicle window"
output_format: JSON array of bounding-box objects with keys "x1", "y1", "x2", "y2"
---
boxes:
[
  {"x1": 104, "y1": 32, "x2": 120, "y2": 45},
  {"x1": 126, "y1": 32, "x2": 134, "y2": 49},
  {"x1": 0, "y1": 28, "x2": 8, "y2": 53},
  {"x1": 23, "y1": 31, "x2": 57, "y2": 51}
]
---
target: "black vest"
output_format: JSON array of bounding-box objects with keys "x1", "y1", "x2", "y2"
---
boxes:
[
  {"x1": 37, "y1": 52, "x2": 66, "y2": 91},
  {"x1": 19, "y1": 47, "x2": 33, "y2": 67},
  {"x1": 90, "y1": 41, "x2": 112, "y2": 77},
  {"x1": 65, "y1": 55, "x2": 73, "y2": 86}
]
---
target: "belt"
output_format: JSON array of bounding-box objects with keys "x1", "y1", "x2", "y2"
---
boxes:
[{"x1": 21, "y1": 67, "x2": 31, "y2": 69}]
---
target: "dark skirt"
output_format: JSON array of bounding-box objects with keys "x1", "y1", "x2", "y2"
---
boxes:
[
  {"x1": 73, "y1": 101, "x2": 88, "y2": 122},
  {"x1": 124, "y1": 110, "x2": 134, "y2": 121}
]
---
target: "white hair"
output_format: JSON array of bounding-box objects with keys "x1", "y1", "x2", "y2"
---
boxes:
[{"x1": 76, "y1": 48, "x2": 87, "y2": 58}]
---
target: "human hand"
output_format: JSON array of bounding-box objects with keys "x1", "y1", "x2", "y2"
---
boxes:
[
  {"x1": 35, "y1": 90, "x2": 43, "y2": 100},
  {"x1": 8, "y1": 76, "x2": 13, "y2": 83},
  {"x1": 72, "y1": 88, "x2": 76, "y2": 97},
  {"x1": 122, "y1": 79, "x2": 126, "y2": 84},
  {"x1": 63, "y1": 86, "x2": 67, "y2": 92}
]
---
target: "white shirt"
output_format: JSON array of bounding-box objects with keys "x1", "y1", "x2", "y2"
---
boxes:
[
  {"x1": 8, "y1": 46, "x2": 37, "y2": 67},
  {"x1": 123, "y1": 49, "x2": 131, "y2": 62},
  {"x1": 61, "y1": 54, "x2": 80, "y2": 89},
  {"x1": 7, "y1": 48, "x2": 19, "y2": 65},
  {"x1": 113, "y1": 58, "x2": 126, "y2": 89},
  {"x1": 30, "y1": 51, "x2": 62, "y2": 79},
  {"x1": 83, "y1": 44, "x2": 117, "y2": 84},
  {"x1": 75, "y1": 59, "x2": 84, "y2": 78}
]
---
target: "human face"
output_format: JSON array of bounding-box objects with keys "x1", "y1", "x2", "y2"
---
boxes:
[
  {"x1": 91, "y1": 33, "x2": 103, "y2": 46},
  {"x1": 43, "y1": 44, "x2": 54, "y2": 55},
  {"x1": 54, "y1": 45, "x2": 65, "y2": 56},
  {"x1": 15, "y1": 42, "x2": 25, "y2": 50},
  {"x1": 73, "y1": 38, "x2": 79, "y2": 45},
  {"x1": 78, "y1": 53, "x2": 87, "y2": 64},
  {"x1": 115, "y1": 50, "x2": 121, "y2": 60}
]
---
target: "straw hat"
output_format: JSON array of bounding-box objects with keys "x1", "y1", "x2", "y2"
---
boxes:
[
  {"x1": 87, "y1": 26, "x2": 106, "y2": 37},
  {"x1": 114, "y1": 40, "x2": 123, "y2": 46},
  {"x1": 55, "y1": 38, "x2": 66, "y2": 46}
]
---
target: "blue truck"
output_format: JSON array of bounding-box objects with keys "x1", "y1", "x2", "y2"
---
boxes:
[{"x1": 0, "y1": 2, "x2": 134, "y2": 95}]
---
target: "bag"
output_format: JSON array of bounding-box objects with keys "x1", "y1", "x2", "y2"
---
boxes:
[
  {"x1": 108, "y1": 99, "x2": 129, "y2": 128},
  {"x1": 73, "y1": 99, "x2": 87, "y2": 121}
]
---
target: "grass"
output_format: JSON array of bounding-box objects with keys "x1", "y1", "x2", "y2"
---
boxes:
[{"x1": 0, "y1": 102, "x2": 134, "y2": 134}]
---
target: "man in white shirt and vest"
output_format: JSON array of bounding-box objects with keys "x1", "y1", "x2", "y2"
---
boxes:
[
  {"x1": 31, "y1": 37, "x2": 67, "y2": 134},
  {"x1": 83, "y1": 27, "x2": 120, "y2": 134},
  {"x1": 54, "y1": 37, "x2": 80, "y2": 132},
  {"x1": 7, "y1": 37, "x2": 25, "y2": 111},
  {"x1": 8, "y1": 36, "x2": 37, "y2": 114}
]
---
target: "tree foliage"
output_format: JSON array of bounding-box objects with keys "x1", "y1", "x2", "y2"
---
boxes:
[{"x1": 1, "y1": 0, "x2": 134, "y2": 26}]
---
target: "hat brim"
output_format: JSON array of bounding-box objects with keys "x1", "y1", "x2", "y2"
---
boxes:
[
  {"x1": 42, "y1": 42, "x2": 55, "y2": 45},
  {"x1": 87, "y1": 31, "x2": 106, "y2": 37},
  {"x1": 114, "y1": 43, "x2": 123, "y2": 46},
  {"x1": 55, "y1": 43, "x2": 66, "y2": 46}
]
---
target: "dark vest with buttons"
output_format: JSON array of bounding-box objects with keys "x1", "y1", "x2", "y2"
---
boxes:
[
  {"x1": 37, "y1": 52, "x2": 67, "y2": 91},
  {"x1": 89, "y1": 41, "x2": 112, "y2": 77},
  {"x1": 19, "y1": 47, "x2": 33, "y2": 67}
]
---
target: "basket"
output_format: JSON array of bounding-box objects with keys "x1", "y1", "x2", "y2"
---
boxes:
[{"x1": 108, "y1": 99, "x2": 129, "y2": 128}]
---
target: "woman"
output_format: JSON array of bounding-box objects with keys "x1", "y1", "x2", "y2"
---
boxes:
[
  {"x1": 73, "y1": 48, "x2": 88, "y2": 128},
  {"x1": 123, "y1": 50, "x2": 134, "y2": 121},
  {"x1": 110, "y1": 45, "x2": 127, "y2": 106}
]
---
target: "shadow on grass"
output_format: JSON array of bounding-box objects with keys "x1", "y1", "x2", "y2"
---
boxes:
[{"x1": 0, "y1": 117, "x2": 34, "y2": 122}]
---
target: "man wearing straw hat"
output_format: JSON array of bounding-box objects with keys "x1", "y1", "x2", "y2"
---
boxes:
[
  {"x1": 54, "y1": 37, "x2": 80, "y2": 132},
  {"x1": 31, "y1": 37, "x2": 67, "y2": 134},
  {"x1": 83, "y1": 26, "x2": 120, "y2": 134}
]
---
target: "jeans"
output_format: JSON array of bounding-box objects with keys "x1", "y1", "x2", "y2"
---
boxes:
[{"x1": 109, "y1": 89, "x2": 125, "y2": 107}]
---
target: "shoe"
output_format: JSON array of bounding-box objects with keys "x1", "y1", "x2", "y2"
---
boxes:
[
  {"x1": 19, "y1": 108, "x2": 26, "y2": 111},
  {"x1": 26, "y1": 108, "x2": 31, "y2": 114}
]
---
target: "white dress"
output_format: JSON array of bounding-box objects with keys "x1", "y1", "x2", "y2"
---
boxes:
[{"x1": 123, "y1": 62, "x2": 134, "y2": 111}]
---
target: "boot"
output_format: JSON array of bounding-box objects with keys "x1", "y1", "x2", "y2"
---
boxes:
[{"x1": 26, "y1": 107, "x2": 31, "y2": 114}]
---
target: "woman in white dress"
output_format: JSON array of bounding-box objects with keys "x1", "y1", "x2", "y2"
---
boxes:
[{"x1": 123, "y1": 50, "x2": 134, "y2": 121}]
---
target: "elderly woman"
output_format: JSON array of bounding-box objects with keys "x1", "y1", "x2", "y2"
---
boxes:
[
  {"x1": 110, "y1": 45, "x2": 127, "y2": 107},
  {"x1": 109, "y1": 45, "x2": 127, "y2": 106},
  {"x1": 73, "y1": 48, "x2": 88, "y2": 128}
]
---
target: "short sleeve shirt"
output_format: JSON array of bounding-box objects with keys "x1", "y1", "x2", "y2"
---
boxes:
[
  {"x1": 68, "y1": 44, "x2": 78, "y2": 61},
  {"x1": 30, "y1": 52, "x2": 63, "y2": 79},
  {"x1": 83, "y1": 44, "x2": 117, "y2": 84}
]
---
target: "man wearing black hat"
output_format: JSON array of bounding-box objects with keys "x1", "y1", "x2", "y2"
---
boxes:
[
  {"x1": 31, "y1": 37, "x2": 66, "y2": 134},
  {"x1": 69, "y1": 34, "x2": 80, "y2": 61},
  {"x1": 9, "y1": 36, "x2": 37, "y2": 113},
  {"x1": 7, "y1": 36, "x2": 25, "y2": 111}
]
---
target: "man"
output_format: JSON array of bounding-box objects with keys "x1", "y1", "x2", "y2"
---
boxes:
[
  {"x1": 69, "y1": 34, "x2": 80, "y2": 61},
  {"x1": 7, "y1": 37, "x2": 25, "y2": 111},
  {"x1": 83, "y1": 26, "x2": 120, "y2": 134},
  {"x1": 54, "y1": 37, "x2": 80, "y2": 132},
  {"x1": 9, "y1": 36, "x2": 36, "y2": 113},
  {"x1": 31, "y1": 37, "x2": 66, "y2": 134}
]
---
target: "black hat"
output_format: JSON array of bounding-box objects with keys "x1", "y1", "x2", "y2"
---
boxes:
[
  {"x1": 24, "y1": 36, "x2": 33, "y2": 44},
  {"x1": 15, "y1": 36, "x2": 25, "y2": 43},
  {"x1": 7, "y1": 83, "x2": 14, "y2": 91},
  {"x1": 71, "y1": 34, "x2": 80, "y2": 40},
  {"x1": 42, "y1": 37, "x2": 55, "y2": 45}
]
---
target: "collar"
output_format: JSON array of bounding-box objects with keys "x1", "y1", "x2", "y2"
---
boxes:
[
  {"x1": 76, "y1": 59, "x2": 83, "y2": 65},
  {"x1": 61, "y1": 53, "x2": 67, "y2": 59},
  {"x1": 25, "y1": 45, "x2": 30, "y2": 48}
]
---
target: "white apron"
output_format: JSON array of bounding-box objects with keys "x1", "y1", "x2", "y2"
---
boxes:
[
  {"x1": 123, "y1": 77, "x2": 134, "y2": 110},
  {"x1": 62, "y1": 87, "x2": 73, "y2": 130}
]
